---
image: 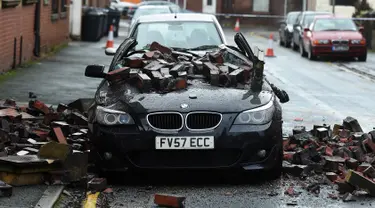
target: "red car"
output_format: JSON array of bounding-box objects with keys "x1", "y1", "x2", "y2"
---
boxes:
[{"x1": 299, "y1": 16, "x2": 367, "y2": 61}]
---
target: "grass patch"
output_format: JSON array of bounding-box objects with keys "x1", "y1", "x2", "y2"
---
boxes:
[
  {"x1": 43, "y1": 42, "x2": 69, "y2": 57},
  {"x1": 0, "y1": 70, "x2": 18, "y2": 82}
]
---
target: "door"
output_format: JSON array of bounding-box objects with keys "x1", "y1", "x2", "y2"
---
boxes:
[
  {"x1": 202, "y1": 0, "x2": 216, "y2": 14},
  {"x1": 293, "y1": 13, "x2": 302, "y2": 45}
]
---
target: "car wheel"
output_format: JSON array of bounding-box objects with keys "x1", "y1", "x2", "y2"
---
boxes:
[
  {"x1": 279, "y1": 33, "x2": 285, "y2": 46},
  {"x1": 291, "y1": 40, "x2": 298, "y2": 51},
  {"x1": 307, "y1": 45, "x2": 317, "y2": 61},
  {"x1": 358, "y1": 52, "x2": 367, "y2": 62},
  {"x1": 285, "y1": 40, "x2": 291, "y2": 48},
  {"x1": 299, "y1": 40, "x2": 307, "y2": 57}
]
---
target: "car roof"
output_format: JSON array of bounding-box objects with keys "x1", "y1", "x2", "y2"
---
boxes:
[
  {"x1": 303, "y1": 11, "x2": 331, "y2": 15},
  {"x1": 314, "y1": 15, "x2": 337, "y2": 19},
  {"x1": 138, "y1": 1, "x2": 173, "y2": 5},
  {"x1": 288, "y1": 11, "x2": 301, "y2": 15},
  {"x1": 136, "y1": 13, "x2": 217, "y2": 23},
  {"x1": 136, "y1": 5, "x2": 171, "y2": 10}
]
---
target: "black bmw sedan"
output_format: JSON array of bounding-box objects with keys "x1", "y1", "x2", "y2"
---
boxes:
[{"x1": 84, "y1": 33, "x2": 288, "y2": 179}]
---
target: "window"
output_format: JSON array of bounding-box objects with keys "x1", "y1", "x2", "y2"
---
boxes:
[
  {"x1": 253, "y1": 0, "x2": 269, "y2": 12},
  {"x1": 52, "y1": 0, "x2": 59, "y2": 14},
  {"x1": 133, "y1": 22, "x2": 223, "y2": 50},
  {"x1": 61, "y1": 0, "x2": 67, "y2": 13},
  {"x1": 207, "y1": 0, "x2": 212, "y2": 6},
  {"x1": 313, "y1": 18, "x2": 357, "y2": 32},
  {"x1": 287, "y1": 13, "x2": 299, "y2": 24},
  {"x1": 296, "y1": 14, "x2": 302, "y2": 25},
  {"x1": 223, "y1": 0, "x2": 232, "y2": 9}
]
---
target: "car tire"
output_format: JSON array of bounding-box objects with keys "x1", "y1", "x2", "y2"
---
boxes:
[
  {"x1": 358, "y1": 52, "x2": 367, "y2": 62},
  {"x1": 299, "y1": 40, "x2": 307, "y2": 57},
  {"x1": 291, "y1": 40, "x2": 298, "y2": 51},
  {"x1": 307, "y1": 44, "x2": 317, "y2": 61},
  {"x1": 279, "y1": 33, "x2": 285, "y2": 47},
  {"x1": 285, "y1": 40, "x2": 291, "y2": 48}
]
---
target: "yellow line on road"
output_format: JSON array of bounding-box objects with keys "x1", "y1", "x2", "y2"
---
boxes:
[{"x1": 83, "y1": 192, "x2": 100, "y2": 208}]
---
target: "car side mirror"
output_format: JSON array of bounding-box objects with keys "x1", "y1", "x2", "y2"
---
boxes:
[
  {"x1": 358, "y1": 26, "x2": 364, "y2": 33},
  {"x1": 85, "y1": 64, "x2": 106, "y2": 78},
  {"x1": 105, "y1": 47, "x2": 117, "y2": 56},
  {"x1": 304, "y1": 28, "x2": 310, "y2": 32}
]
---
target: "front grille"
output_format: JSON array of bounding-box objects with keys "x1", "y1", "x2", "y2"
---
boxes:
[
  {"x1": 127, "y1": 150, "x2": 241, "y2": 168},
  {"x1": 147, "y1": 113, "x2": 183, "y2": 130},
  {"x1": 332, "y1": 40, "x2": 349, "y2": 45},
  {"x1": 186, "y1": 112, "x2": 222, "y2": 130}
]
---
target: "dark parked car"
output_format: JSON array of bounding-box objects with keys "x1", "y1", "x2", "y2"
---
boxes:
[
  {"x1": 279, "y1": 11, "x2": 301, "y2": 47},
  {"x1": 300, "y1": 16, "x2": 367, "y2": 61},
  {"x1": 84, "y1": 32, "x2": 289, "y2": 179},
  {"x1": 291, "y1": 11, "x2": 332, "y2": 51}
]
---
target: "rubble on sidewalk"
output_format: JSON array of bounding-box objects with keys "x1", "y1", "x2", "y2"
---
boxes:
[
  {"x1": 282, "y1": 116, "x2": 375, "y2": 201},
  {"x1": 0, "y1": 98, "x2": 91, "y2": 187}
]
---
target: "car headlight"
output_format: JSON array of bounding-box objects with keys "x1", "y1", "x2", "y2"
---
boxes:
[
  {"x1": 313, "y1": 39, "x2": 330, "y2": 45},
  {"x1": 234, "y1": 99, "x2": 275, "y2": 125},
  {"x1": 95, "y1": 106, "x2": 135, "y2": 125},
  {"x1": 351, "y1": 39, "x2": 365, "y2": 45}
]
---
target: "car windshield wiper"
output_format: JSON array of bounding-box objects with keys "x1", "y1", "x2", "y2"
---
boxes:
[
  {"x1": 187, "y1": 45, "x2": 219, "y2": 51},
  {"x1": 319, "y1": 29, "x2": 340, "y2": 31},
  {"x1": 170, "y1": 47, "x2": 201, "y2": 57}
]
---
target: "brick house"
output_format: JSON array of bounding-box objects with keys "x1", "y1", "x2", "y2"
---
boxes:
[
  {"x1": 0, "y1": 0, "x2": 70, "y2": 72},
  {"x1": 172, "y1": 0, "x2": 294, "y2": 27}
]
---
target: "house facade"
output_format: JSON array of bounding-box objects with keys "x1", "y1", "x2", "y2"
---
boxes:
[
  {"x1": 0, "y1": 0, "x2": 70, "y2": 72},
  {"x1": 0, "y1": 0, "x2": 108, "y2": 72}
]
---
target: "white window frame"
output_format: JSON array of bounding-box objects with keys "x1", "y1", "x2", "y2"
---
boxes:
[{"x1": 253, "y1": 0, "x2": 270, "y2": 12}]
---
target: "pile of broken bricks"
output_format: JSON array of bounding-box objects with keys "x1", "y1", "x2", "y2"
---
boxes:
[
  {"x1": 0, "y1": 97, "x2": 92, "y2": 197},
  {"x1": 106, "y1": 42, "x2": 254, "y2": 93},
  {"x1": 283, "y1": 116, "x2": 375, "y2": 202}
]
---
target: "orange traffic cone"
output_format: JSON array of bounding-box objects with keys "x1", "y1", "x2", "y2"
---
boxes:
[
  {"x1": 234, "y1": 18, "x2": 240, "y2": 32},
  {"x1": 265, "y1": 33, "x2": 275, "y2": 57},
  {"x1": 106, "y1": 25, "x2": 114, "y2": 48}
]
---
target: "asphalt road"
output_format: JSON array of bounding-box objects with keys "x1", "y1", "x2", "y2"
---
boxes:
[{"x1": 1, "y1": 22, "x2": 375, "y2": 208}]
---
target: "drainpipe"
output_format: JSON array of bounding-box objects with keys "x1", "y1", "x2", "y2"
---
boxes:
[
  {"x1": 332, "y1": 0, "x2": 335, "y2": 14},
  {"x1": 183, "y1": 0, "x2": 186, "y2": 10},
  {"x1": 284, "y1": 0, "x2": 287, "y2": 15},
  {"x1": 34, "y1": 0, "x2": 41, "y2": 57}
]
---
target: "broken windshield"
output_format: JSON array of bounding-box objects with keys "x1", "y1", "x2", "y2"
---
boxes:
[{"x1": 134, "y1": 21, "x2": 223, "y2": 50}]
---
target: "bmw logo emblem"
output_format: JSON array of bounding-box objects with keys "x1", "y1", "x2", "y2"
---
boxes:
[{"x1": 180, "y1": 103, "x2": 189, "y2": 109}]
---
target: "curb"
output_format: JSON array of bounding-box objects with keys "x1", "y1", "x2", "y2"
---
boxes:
[
  {"x1": 34, "y1": 185, "x2": 65, "y2": 208},
  {"x1": 336, "y1": 63, "x2": 375, "y2": 81}
]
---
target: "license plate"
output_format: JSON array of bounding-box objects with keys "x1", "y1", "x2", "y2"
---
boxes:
[
  {"x1": 332, "y1": 46, "x2": 349, "y2": 51},
  {"x1": 155, "y1": 136, "x2": 214, "y2": 150}
]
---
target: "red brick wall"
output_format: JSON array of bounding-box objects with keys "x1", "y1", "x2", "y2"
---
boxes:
[
  {"x1": 186, "y1": 0, "x2": 202, "y2": 12},
  {"x1": 0, "y1": 0, "x2": 70, "y2": 73},
  {"x1": 0, "y1": 4, "x2": 36, "y2": 72},
  {"x1": 40, "y1": 0, "x2": 70, "y2": 53}
]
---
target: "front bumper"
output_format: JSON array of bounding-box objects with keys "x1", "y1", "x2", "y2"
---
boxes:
[
  {"x1": 312, "y1": 45, "x2": 367, "y2": 57},
  {"x1": 90, "y1": 119, "x2": 282, "y2": 171}
]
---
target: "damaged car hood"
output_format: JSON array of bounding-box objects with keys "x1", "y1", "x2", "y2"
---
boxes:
[{"x1": 113, "y1": 82, "x2": 274, "y2": 113}]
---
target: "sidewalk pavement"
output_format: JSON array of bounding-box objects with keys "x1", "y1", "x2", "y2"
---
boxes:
[{"x1": 0, "y1": 20, "x2": 129, "y2": 105}]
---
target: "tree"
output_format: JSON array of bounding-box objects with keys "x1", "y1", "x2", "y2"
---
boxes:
[{"x1": 353, "y1": 0, "x2": 372, "y2": 17}]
